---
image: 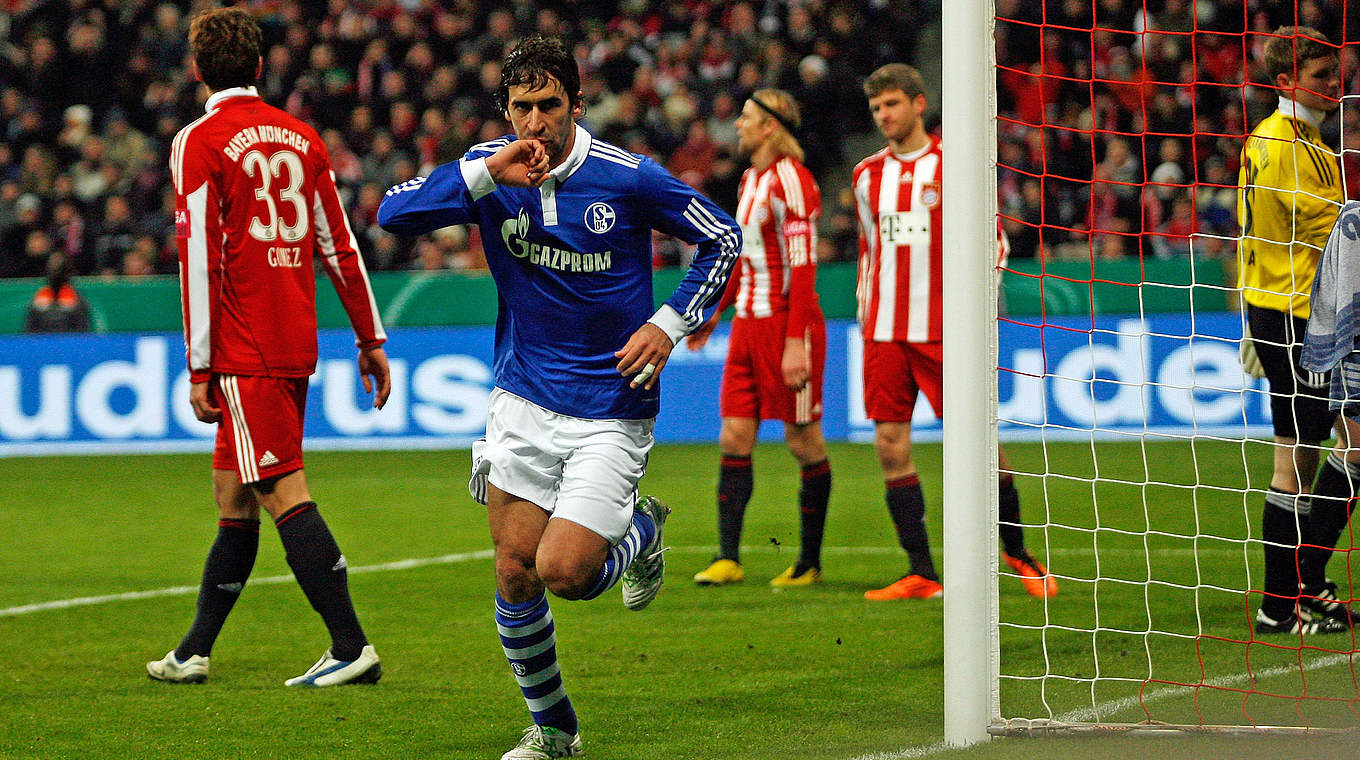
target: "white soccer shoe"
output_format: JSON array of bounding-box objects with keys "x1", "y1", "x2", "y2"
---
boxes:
[
  {"x1": 621, "y1": 495, "x2": 671, "y2": 611},
  {"x1": 501, "y1": 725, "x2": 583, "y2": 759},
  {"x1": 146, "y1": 650, "x2": 209, "y2": 684},
  {"x1": 284, "y1": 644, "x2": 382, "y2": 687}
]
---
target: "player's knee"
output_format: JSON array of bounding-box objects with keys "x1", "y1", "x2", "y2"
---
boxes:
[
  {"x1": 495, "y1": 551, "x2": 539, "y2": 589},
  {"x1": 535, "y1": 556, "x2": 592, "y2": 600},
  {"x1": 718, "y1": 429, "x2": 753, "y2": 456},
  {"x1": 874, "y1": 437, "x2": 910, "y2": 472},
  {"x1": 787, "y1": 436, "x2": 827, "y2": 465}
]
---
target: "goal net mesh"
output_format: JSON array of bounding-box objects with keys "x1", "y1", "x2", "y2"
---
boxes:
[{"x1": 992, "y1": 1, "x2": 1359, "y2": 731}]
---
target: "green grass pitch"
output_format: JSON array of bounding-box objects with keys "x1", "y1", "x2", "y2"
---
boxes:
[{"x1": 2, "y1": 441, "x2": 1356, "y2": 759}]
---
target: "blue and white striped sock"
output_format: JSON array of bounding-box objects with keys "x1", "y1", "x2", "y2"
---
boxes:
[
  {"x1": 579, "y1": 508, "x2": 657, "y2": 600},
  {"x1": 495, "y1": 592, "x2": 577, "y2": 736}
]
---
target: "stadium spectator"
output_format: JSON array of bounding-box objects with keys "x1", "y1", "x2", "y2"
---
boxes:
[
  {"x1": 145, "y1": 7, "x2": 391, "y2": 687},
  {"x1": 377, "y1": 34, "x2": 738, "y2": 760},
  {"x1": 121, "y1": 235, "x2": 158, "y2": 277},
  {"x1": 1236, "y1": 26, "x2": 1357, "y2": 636},
  {"x1": 92, "y1": 195, "x2": 137, "y2": 274},
  {"x1": 1, "y1": 194, "x2": 46, "y2": 278},
  {"x1": 688, "y1": 88, "x2": 833, "y2": 590},
  {"x1": 24, "y1": 251, "x2": 89, "y2": 333},
  {"x1": 48, "y1": 198, "x2": 90, "y2": 274},
  {"x1": 850, "y1": 63, "x2": 1056, "y2": 602},
  {"x1": 792, "y1": 53, "x2": 842, "y2": 177}
]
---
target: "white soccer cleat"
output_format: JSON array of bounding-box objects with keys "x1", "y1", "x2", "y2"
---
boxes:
[
  {"x1": 284, "y1": 644, "x2": 382, "y2": 687},
  {"x1": 501, "y1": 725, "x2": 583, "y2": 759},
  {"x1": 146, "y1": 650, "x2": 209, "y2": 684},
  {"x1": 621, "y1": 495, "x2": 670, "y2": 611}
]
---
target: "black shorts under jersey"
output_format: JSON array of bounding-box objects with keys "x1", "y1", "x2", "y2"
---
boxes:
[{"x1": 1247, "y1": 304, "x2": 1335, "y2": 441}]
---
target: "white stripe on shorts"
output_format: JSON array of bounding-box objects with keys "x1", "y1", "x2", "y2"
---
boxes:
[{"x1": 219, "y1": 376, "x2": 259, "y2": 483}]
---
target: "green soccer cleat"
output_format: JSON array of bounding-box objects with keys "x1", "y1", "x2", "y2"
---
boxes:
[
  {"x1": 501, "y1": 725, "x2": 583, "y2": 759},
  {"x1": 621, "y1": 495, "x2": 670, "y2": 611}
]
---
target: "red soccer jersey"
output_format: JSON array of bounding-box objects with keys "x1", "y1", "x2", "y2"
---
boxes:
[
  {"x1": 853, "y1": 138, "x2": 945, "y2": 344},
  {"x1": 725, "y1": 155, "x2": 822, "y2": 337},
  {"x1": 171, "y1": 87, "x2": 384, "y2": 382}
]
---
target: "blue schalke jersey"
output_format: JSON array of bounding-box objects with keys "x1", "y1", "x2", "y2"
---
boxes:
[{"x1": 378, "y1": 125, "x2": 740, "y2": 419}]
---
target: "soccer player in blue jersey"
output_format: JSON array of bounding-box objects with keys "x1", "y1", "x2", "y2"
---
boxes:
[{"x1": 378, "y1": 35, "x2": 739, "y2": 760}]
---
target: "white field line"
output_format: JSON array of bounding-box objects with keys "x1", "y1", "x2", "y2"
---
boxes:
[
  {"x1": 848, "y1": 652, "x2": 1355, "y2": 760},
  {"x1": 1051, "y1": 651, "x2": 1356, "y2": 723},
  {"x1": 0, "y1": 544, "x2": 1249, "y2": 619},
  {"x1": 848, "y1": 742, "x2": 951, "y2": 760},
  {"x1": 0, "y1": 549, "x2": 492, "y2": 618},
  {"x1": 0, "y1": 545, "x2": 900, "y2": 618}
]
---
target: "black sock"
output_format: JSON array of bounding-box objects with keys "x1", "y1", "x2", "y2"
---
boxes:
[
  {"x1": 176, "y1": 518, "x2": 259, "y2": 659},
  {"x1": 275, "y1": 502, "x2": 368, "y2": 661},
  {"x1": 998, "y1": 474, "x2": 1026, "y2": 558},
  {"x1": 1301, "y1": 454, "x2": 1359, "y2": 588},
  {"x1": 717, "y1": 455, "x2": 753, "y2": 562},
  {"x1": 797, "y1": 459, "x2": 831, "y2": 569},
  {"x1": 1260, "y1": 489, "x2": 1305, "y2": 620},
  {"x1": 887, "y1": 475, "x2": 937, "y2": 582}
]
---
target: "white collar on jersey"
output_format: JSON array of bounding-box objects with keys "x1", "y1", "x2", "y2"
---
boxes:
[
  {"x1": 546, "y1": 124, "x2": 592, "y2": 183},
  {"x1": 889, "y1": 138, "x2": 934, "y2": 163},
  {"x1": 1278, "y1": 95, "x2": 1327, "y2": 128},
  {"x1": 205, "y1": 86, "x2": 260, "y2": 113}
]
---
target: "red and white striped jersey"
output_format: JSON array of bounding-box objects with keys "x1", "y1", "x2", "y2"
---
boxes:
[
  {"x1": 171, "y1": 87, "x2": 384, "y2": 382},
  {"x1": 730, "y1": 156, "x2": 822, "y2": 328},
  {"x1": 853, "y1": 137, "x2": 1009, "y2": 344},
  {"x1": 853, "y1": 137, "x2": 945, "y2": 343}
]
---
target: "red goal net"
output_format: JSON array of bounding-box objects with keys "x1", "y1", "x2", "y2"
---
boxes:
[{"x1": 990, "y1": 0, "x2": 1360, "y2": 731}]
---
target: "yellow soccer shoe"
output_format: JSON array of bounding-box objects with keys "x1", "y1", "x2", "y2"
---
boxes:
[
  {"x1": 694, "y1": 558, "x2": 745, "y2": 585},
  {"x1": 770, "y1": 564, "x2": 822, "y2": 587}
]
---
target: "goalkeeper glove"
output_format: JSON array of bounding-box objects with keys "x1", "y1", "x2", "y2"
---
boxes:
[{"x1": 1239, "y1": 323, "x2": 1266, "y2": 379}]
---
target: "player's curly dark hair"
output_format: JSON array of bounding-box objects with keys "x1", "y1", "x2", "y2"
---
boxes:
[
  {"x1": 496, "y1": 34, "x2": 581, "y2": 114},
  {"x1": 189, "y1": 7, "x2": 262, "y2": 91}
]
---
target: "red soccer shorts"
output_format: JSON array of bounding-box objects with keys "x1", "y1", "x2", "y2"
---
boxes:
[
  {"x1": 862, "y1": 339, "x2": 943, "y2": 422},
  {"x1": 211, "y1": 374, "x2": 308, "y2": 484},
  {"x1": 720, "y1": 313, "x2": 825, "y2": 425}
]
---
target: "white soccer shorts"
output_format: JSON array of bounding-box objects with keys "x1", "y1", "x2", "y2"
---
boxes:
[{"x1": 469, "y1": 388, "x2": 655, "y2": 543}]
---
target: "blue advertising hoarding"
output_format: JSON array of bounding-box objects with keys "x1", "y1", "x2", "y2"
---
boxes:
[{"x1": 0, "y1": 314, "x2": 1271, "y2": 456}]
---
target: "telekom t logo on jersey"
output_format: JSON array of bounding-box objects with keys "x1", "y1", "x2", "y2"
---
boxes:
[{"x1": 878, "y1": 211, "x2": 931, "y2": 247}]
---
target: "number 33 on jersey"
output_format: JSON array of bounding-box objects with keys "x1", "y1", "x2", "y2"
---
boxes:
[{"x1": 171, "y1": 86, "x2": 384, "y2": 384}]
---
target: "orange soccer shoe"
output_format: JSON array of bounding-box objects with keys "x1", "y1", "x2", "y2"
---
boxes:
[
  {"x1": 1004, "y1": 551, "x2": 1058, "y2": 599},
  {"x1": 863, "y1": 574, "x2": 944, "y2": 601}
]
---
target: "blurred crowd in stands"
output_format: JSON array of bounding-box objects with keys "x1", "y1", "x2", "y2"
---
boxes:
[
  {"x1": 996, "y1": 0, "x2": 1360, "y2": 261},
  {"x1": 4, "y1": 0, "x2": 1358, "y2": 283},
  {"x1": 0, "y1": 0, "x2": 928, "y2": 279}
]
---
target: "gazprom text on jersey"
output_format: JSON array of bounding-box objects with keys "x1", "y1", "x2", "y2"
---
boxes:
[{"x1": 502, "y1": 224, "x2": 613, "y2": 272}]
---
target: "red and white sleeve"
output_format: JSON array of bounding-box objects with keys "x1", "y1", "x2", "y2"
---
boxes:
[
  {"x1": 172, "y1": 129, "x2": 223, "y2": 384},
  {"x1": 776, "y1": 161, "x2": 822, "y2": 339},
  {"x1": 313, "y1": 162, "x2": 386, "y2": 349}
]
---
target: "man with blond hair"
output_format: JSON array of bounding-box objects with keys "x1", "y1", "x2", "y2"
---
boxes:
[{"x1": 689, "y1": 88, "x2": 834, "y2": 589}]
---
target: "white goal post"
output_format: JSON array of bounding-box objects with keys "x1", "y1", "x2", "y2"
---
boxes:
[{"x1": 941, "y1": 0, "x2": 1000, "y2": 748}]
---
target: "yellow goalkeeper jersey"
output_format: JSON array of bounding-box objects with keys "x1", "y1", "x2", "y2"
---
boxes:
[{"x1": 1237, "y1": 105, "x2": 1343, "y2": 318}]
